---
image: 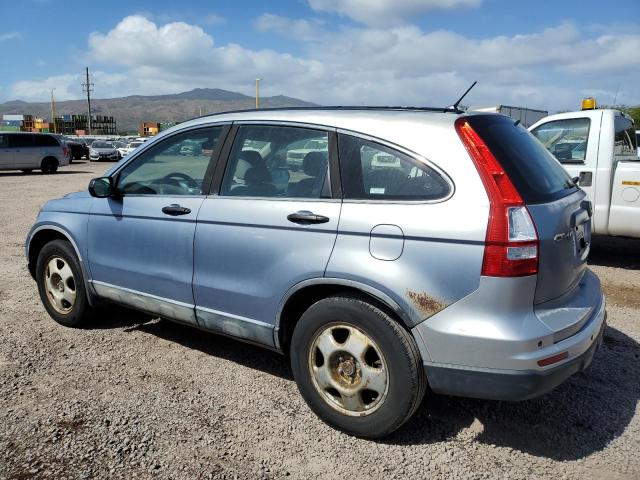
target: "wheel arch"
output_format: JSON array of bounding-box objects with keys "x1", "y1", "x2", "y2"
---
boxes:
[
  {"x1": 275, "y1": 278, "x2": 413, "y2": 354},
  {"x1": 27, "y1": 225, "x2": 99, "y2": 306}
]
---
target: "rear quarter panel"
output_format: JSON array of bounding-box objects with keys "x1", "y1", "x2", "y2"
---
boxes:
[{"x1": 326, "y1": 121, "x2": 488, "y2": 329}]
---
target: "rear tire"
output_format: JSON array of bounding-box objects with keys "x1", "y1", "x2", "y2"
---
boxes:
[
  {"x1": 41, "y1": 157, "x2": 58, "y2": 174},
  {"x1": 290, "y1": 295, "x2": 426, "y2": 438},
  {"x1": 36, "y1": 240, "x2": 95, "y2": 327}
]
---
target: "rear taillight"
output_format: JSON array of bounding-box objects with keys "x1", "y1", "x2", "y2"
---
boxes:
[
  {"x1": 455, "y1": 118, "x2": 538, "y2": 277},
  {"x1": 63, "y1": 147, "x2": 68, "y2": 157}
]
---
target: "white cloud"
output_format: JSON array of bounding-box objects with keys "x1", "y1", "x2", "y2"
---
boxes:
[
  {"x1": 254, "y1": 14, "x2": 325, "y2": 41},
  {"x1": 308, "y1": 0, "x2": 481, "y2": 26},
  {"x1": 0, "y1": 32, "x2": 22, "y2": 42},
  {"x1": 6, "y1": 14, "x2": 640, "y2": 110},
  {"x1": 202, "y1": 14, "x2": 226, "y2": 25}
]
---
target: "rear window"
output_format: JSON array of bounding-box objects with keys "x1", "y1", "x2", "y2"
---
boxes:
[
  {"x1": 466, "y1": 115, "x2": 577, "y2": 204},
  {"x1": 614, "y1": 115, "x2": 637, "y2": 157}
]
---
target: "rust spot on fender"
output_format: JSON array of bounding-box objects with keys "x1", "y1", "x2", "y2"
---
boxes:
[{"x1": 406, "y1": 290, "x2": 447, "y2": 318}]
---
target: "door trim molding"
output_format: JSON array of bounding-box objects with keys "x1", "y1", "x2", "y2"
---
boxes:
[{"x1": 91, "y1": 280, "x2": 196, "y2": 324}]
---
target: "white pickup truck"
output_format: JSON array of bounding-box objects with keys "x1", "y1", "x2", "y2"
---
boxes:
[{"x1": 530, "y1": 108, "x2": 639, "y2": 238}]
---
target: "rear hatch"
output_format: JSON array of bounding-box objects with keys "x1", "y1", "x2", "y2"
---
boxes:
[{"x1": 466, "y1": 114, "x2": 591, "y2": 304}]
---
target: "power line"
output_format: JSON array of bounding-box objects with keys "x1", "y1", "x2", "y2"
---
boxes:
[{"x1": 81, "y1": 67, "x2": 94, "y2": 135}]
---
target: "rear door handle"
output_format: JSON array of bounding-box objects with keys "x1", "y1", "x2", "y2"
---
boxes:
[
  {"x1": 287, "y1": 210, "x2": 330, "y2": 225},
  {"x1": 162, "y1": 204, "x2": 191, "y2": 216}
]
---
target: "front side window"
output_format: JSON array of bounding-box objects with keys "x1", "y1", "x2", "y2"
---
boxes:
[
  {"x1": 220, "y1": 125, "x2": 330, "y2": 199},
  {"x1": 338, "y1": 134, "x2": 450, "y2": 201},
  {"x1": 116, "y1": 126, "x2": 224, "y2": 196},
  {"x1": 530, "y1": 118, "x2": 590, "y2": 164},
  {"x1": 614, "y1": 115, "x2": 637, "y2": 157}
]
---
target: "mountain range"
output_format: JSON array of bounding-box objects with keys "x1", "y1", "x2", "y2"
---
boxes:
[{"x1": 0, "y1": 88, "x2": 318, "y2": 133}]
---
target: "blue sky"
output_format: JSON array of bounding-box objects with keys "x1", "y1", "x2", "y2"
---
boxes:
[{"x1": 0, "y1": 0, "x2": 638, "y2": 111}]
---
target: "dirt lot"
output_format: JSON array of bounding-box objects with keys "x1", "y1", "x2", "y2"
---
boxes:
[{"x1": 1, "y1": 161, "x2": 638, "y2": 479}]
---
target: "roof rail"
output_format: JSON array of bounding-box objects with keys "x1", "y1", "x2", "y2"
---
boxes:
[{"x1": 180, "y1": 105, "x2": 464, "y2": 124}]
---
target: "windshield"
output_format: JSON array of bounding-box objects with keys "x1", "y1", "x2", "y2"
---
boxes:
[{"x1": 92, "y1": 141, "x2": 113, "y2": 148}]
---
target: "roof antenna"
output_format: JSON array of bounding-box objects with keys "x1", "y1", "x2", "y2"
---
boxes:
[{"x1": 448, "y1": 81, "x2": 477, "y2": 113}]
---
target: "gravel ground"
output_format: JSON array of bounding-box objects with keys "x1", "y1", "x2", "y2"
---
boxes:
[{"x1": 1, "y1": 161, "x2": 638, "y2": 480}]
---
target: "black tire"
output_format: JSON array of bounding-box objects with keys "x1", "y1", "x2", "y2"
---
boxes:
[
  {"x1": 35, "y1": 239, "x2": 94, "y2": 327},
  {"x1": 21, "y1": 169, "x2": 33, "y2": 174},
  {"x1": 41, "y1": 157, "x2": 58, "y2": 174},
  {"x1": 290, "y1": 295, "x2": 426, "y2": 438}
]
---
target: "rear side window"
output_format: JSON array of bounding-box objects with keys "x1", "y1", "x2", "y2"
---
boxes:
[
  {"x1": 467, "y1": 115, "x2": 576, "y2": 204},
  {"x1": 9, "y1": 134, "x2": 34, "y2": 148},
  {"x1": 34, "y1": 134, "x2": 60, "y2": 147},
  {"x1": 530, "y1": 118, "x2": 590, "y2": 164},
  {"x1": 338, "y1": 134, "x2": 450, "y2": 201},
  {"x1": 220, "y1": 125, "x2": 330, "y2": 199},
  {"x1": 614, "y1": 115, "x2": 637, "y2": 157}
]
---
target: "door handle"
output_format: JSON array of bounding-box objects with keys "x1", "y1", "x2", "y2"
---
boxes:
[
  {"x1": 162, "y1": 204, "x2": 191, "y2": 216},
  {"x1": 287, "y1": 210, "x2": 330, "y2": 225}
]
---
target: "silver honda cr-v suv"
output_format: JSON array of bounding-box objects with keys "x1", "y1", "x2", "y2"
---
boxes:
[{"x1": 26, "y1": 107, "x2": 606, "y2": 438}]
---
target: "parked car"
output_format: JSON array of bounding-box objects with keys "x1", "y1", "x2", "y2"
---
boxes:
[
  {"x1": 26, "y1": 107, "x2": 606, "y2": 438},
  {"x1": 0, "y1": 132, "x2": 69, "y2": 173},
  {"x1": 89, "y1": 141, "x2": 120, "y2": 162},
  {"x1": 530, "y1": 108, "x2": 639, "y2": 237},
  {"x1": 286, "y1": 138, "x2": 328, "y2": 170},
  {"x1": 64, "y1": 137, "x2": 90, "y2": 160},
  {"x1": 116, "y1": 141, "x2": 144, "y2": 158}
]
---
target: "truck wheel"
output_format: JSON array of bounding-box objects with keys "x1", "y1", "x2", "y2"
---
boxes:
[
  {"x1": 41, "y1": 157, "x2": 59, "y2": 174},
  {"x1": 36, "y1": 240, "x2": 95, "y2": 327},
  {"x1": 290, "y1": 295, "x2": 426, "y2": 438}
]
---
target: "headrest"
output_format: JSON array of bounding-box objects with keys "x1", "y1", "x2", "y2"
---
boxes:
[
  {"x1": 245, "y1": 165, "x2": 272, "y2": 184},
  {"x1": 303, "y1": 151, "x2": 328, "y2": 177}
]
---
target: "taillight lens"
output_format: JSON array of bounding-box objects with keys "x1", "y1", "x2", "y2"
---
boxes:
[
  {"x1": 455, "y1": 118, "x2": 539, "y2": 277},
  {"x1": 63, "y1": 147, "x2": 68, "y2": 156}
]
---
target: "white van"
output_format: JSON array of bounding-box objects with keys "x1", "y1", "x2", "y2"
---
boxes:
[{"x1": 0, "y1": 132, "x2": 69, "y2": 174}]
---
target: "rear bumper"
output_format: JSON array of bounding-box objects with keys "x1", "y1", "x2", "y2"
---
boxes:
[{"x1": 424, "y1": 312, "x2": 606, "y2": 401}]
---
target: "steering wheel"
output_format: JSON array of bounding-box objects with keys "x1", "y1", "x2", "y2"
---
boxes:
[{"x1": 163, "y1": 172, "x2": 195, "y2": 183}]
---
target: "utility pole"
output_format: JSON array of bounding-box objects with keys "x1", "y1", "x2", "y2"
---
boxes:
[
  {"x1": 255, "y1": 78, "x2": 261, "y2": 109},
  {"x1": 82, "y1": 67, "x2": 94, "y2": 135},
  {"x1": 50, "y1": 89, "x2": 57, "y2": 134}
]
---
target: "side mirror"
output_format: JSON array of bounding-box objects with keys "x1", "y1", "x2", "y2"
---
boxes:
[{"x1": 88, "y1": 177, "x2": 114, "y2": 198}]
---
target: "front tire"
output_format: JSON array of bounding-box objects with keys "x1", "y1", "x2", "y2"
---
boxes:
[
  {"x1": 41, "y1": 157, "x2": 58, "y2": 174},
  {"x1": 36, "y1": 240, "x2": 94, "y2": 327},
  {"x1": 290, "y1": 295, "x2": 426, "y2": 438}
]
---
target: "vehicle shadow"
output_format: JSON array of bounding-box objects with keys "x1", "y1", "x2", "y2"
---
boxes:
[
  {"x1": 588, "y1": 235, "x2": 640, "y2": 270},
  {"x1": 0, "y1": 170, "x2": 88, "y2": 177},
  {"x1": 385, "y1": 325, "x2": 639, "y2": 460},
  {"x1": 87, "y1": 306, "x2": 638, "y2": 460},
  {"x1": 89, "y1": 308, "x2": 293, "y2": 381}
]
